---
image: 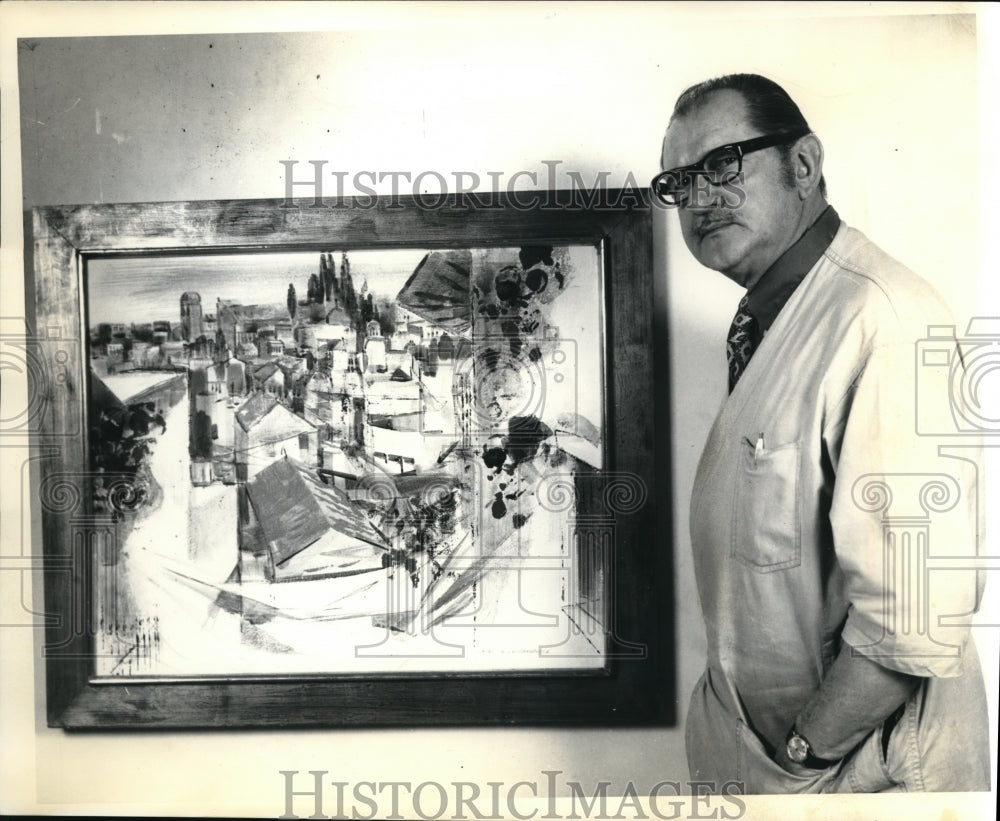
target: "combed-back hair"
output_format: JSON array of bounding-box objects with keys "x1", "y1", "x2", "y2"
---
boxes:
[{"x1": 672, "y1": 73, "x2": 826, "y2": 196}]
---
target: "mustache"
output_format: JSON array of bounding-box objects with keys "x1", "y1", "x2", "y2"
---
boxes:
[{"x1": 694, "y1": 214, "x2": 738, "y2": 238}]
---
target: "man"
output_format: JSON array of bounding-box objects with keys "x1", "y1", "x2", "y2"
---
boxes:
[{"x1": 656, "y1": 74, "x2": 990, "y2": 793}]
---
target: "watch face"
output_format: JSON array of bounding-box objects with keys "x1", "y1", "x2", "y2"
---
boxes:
[{"x1": 787, "y1": 734, "x2": 810, "y2": 763}]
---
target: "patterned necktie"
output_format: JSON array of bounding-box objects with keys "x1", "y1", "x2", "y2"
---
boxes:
[{"x1": 727, "y1": 294, "x2": 760, "y2": 393}]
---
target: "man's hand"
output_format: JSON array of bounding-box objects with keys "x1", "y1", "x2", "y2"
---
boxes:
[
  {"x1": 772, "y1": 740, "x2": 829, "y2": 778},
  {"x1": 792, "y1": 642, "x2": 920, "y2": 760}
]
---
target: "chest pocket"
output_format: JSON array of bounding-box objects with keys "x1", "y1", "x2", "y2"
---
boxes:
[{"x1": 731, "y1": 438, "x2": 801, "y2": 572}]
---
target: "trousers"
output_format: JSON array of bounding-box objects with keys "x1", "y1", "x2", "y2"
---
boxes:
[{"x1": 685, "y1": 648, "x2": 991, "y2": 794}]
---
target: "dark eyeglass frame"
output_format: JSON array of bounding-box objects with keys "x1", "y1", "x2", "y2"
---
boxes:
[{"x1": 652, "y1": 130, "x2": 810, "y2": 206}]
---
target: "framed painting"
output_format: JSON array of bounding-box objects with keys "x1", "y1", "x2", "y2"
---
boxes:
[{"x1": 28, "y1": 189, "x2": 672, "y2": 727}]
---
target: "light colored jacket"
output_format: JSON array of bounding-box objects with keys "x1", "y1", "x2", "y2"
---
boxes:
[{"x1": 686, "y1": 222, "x2": 989, "y2": 792}]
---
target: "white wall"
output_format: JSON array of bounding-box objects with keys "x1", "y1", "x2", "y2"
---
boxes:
[{"x1": 1, "y1": 3, "x2": 996, "y2": 818}]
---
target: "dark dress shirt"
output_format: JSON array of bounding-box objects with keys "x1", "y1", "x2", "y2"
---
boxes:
[{"x1": 746, "y1": 205, "x2": 841, "y2": 334}]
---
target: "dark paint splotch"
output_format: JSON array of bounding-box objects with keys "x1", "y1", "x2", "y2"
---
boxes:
[
  {"x1": 482, "y1": 443, "x2": 507, "y2": 479},
  {"x1": 480, "y1": 414, "x2": 550, "y2": 478},
  {"x1": 480, "y1": 414, "x2": 552, "y2": 526},
  {"x1": 505, "y1": 415, "x2": 552, "y2": 465},
  {"x1": 491, "y1": 492, "x2": 507, "y2": 520},
  {"x1": 519, "y1": 246, "x2": 554, "y2": 270},
  {"x1": 473, "y1": 246, "x2": 567, "y2": 520}
]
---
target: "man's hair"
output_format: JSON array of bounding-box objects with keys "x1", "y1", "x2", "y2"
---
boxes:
[{"x1": 671, "y1": 73, "x2": 827, "y2": 197}]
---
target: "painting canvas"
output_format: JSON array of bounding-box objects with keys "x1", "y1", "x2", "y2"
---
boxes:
[{"x1": 84, "y1": 243, "x2": 608, "y2": 677}]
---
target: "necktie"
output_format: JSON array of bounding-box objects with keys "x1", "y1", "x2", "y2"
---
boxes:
[{"x1": 727, "y1": 294, "x2": 760, "y2": 393}]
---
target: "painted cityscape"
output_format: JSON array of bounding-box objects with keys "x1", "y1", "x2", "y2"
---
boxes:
[{"x1": 86, "y1": 245, "x2": 607, "y2": 676}]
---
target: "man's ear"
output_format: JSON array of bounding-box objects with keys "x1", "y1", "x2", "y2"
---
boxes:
[{"x1": 790, "y1": 134, "x2": 824, "y2": 199}]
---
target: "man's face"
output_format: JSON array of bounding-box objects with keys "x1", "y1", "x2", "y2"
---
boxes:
[{"x1": 661, "y1": 90, "x2": 804, "y2": 287}]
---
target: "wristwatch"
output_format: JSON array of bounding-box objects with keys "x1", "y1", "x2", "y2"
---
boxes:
[{"x1": 785, "y1": 727, "x2": 839, "y2": 769}]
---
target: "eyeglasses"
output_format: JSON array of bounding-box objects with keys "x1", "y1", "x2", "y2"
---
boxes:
[{"x1": 652, "y1": 131, "x2": 809, "y2": 206}]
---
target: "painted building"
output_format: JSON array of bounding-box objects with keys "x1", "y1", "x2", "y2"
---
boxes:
[
  {"x1": 239, "y1": 456, "x2": 388, "y2": 583},
  {"x1": 364, "y1": 337, "x2": 387, "y2": 374},
  {"x1": 234, "y1": 392, "x2": 318, "y2": 479},
  {"x1": 249, "y1": 361, "x2": 286, "y2": 397},
  {"x1": 216, "y1": 299, "x2": 292, "y2": 351},
  {"x1": 180, "y1": 292, "x2": 204, "y2": 341}
]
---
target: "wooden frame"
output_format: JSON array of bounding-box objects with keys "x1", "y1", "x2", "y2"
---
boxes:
[{"x1": 29, "y1": 190, "x2": 673, "y2": 728}]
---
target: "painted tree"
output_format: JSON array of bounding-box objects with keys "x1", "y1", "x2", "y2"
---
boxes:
[
  {"x1": 90, "y1": 401, "x2": 166, "y2": 518},
  {"x1": 286, "y1": 283, "x2": 297, "y2": 321},
  {"x1": 307, "y1": 273, "x2": 323, "y2": 304},
  {"x1": 322, "y1": 252, "x2": 336, "y2": 302},
  {"x1": 376, "y1": 298, "x2": 397, "y2": 336},
  {"x1": 342, "y1": 267, "x2": 357, "y2": 317},
  {"x1": 361, "y1": 292, "x2": 375, "y2": 324}
]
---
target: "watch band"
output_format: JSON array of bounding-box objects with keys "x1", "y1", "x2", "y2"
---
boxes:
[{"x1": 785, "y1": 727, "x2": 839, "y2": 769}]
